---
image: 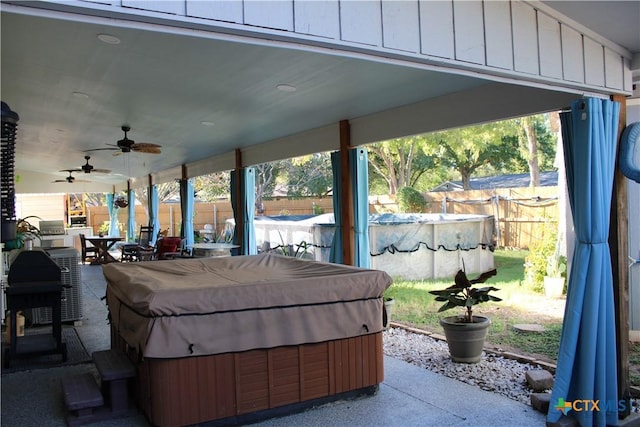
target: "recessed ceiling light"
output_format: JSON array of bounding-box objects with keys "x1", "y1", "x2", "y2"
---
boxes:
[
  {"x1": 72, "y1": 91, "x2": 89, "y2": 99},
  {"x1": 277, "y1": 84, "x2": 297, "y2": 92},
  {"x1": 97, "y1": 33, "x2": 121, "y2": 44},
  {"x1": 201, "y1": 121, "x2": 215, "y2": 126}
]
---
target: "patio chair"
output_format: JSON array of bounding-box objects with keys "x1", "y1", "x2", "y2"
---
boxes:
[
  {"x1": 79, "y1": 234, "x2": 99, "y2": 264},
  {"x1": 136, "y1": 236, "x2": 184, "y2": 261},
  {"x1": 156, "y1": 237, "x2": 184, "y2": 260},
  {"x1": 120, "y1": 225, "x2": 154, "y2": 262}
]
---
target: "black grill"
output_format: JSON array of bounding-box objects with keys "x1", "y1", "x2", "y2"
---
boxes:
[
  {"x1": 4, "y1": 250, "x2": 68, "y2": 367},
  {"x1": 8, "y1": 250, "x2": 62, "y2": 291}
]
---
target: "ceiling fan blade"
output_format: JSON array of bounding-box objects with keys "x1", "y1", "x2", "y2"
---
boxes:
[
  {"x1": 85, "y1": 147, "x2": 119, "y2": 153},
  {"x1": 52, "y1": 178, "x2": 90, "y2": 183},
  {"x1": 59, "y1": 168, "x2": 82, "y2": 173},
  {"x1": 133, "y1": 142, "x2": 161, "y2": 148},
  {"x1": 132, "y1": 143, "x2": 162, "y2": 154},
  {"x1": 90, "y1": 168, "x2": 112, "y2": 173}
]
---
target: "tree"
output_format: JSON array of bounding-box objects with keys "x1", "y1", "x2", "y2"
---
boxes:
[
  {"x1": 193, "y1": 172, "x2": 230, "y2": 201},
  {"x1": 531, "y1": 114, "x2": 558, "y2": 171},
  {"x1": 497, "y1": 114, "x2": 558, "y2": 183},
  {"x1": 83, "y1": 193, "x2": 105, "y2": 207},
  {"x1": 423, "y1": 121, "x2": 519, "y2": 190},
  {"x1": 368, "y1": 136, "x2": 437, "y2": 195},
  {"x1": 135, "y1": 181, "x2": 180, "y2": 220},
  {"x1": 254, "y1": 160, "x2": 286, "y2": 212},
  {"x1": 285, "y1": 153, "x2": 333, "y2": 198},
  {"x1": 520, "y1": 115, "x2": 540, "y2": 187}
]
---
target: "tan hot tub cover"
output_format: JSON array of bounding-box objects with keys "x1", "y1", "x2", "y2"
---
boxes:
[{"x1": 104, "y1": 253, "x2": 392, "y2": 359}]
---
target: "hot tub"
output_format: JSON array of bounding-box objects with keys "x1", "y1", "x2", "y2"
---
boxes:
[
  {"x1": 368, "y1": 213, "x2": 495, "y2": 280},
  {"x1": 103, "y1": 254, "x2": 391, "y2": 426}
]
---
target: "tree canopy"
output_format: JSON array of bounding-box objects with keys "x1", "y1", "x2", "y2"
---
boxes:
[
  {"x1": 422, "y1": 120, "x2": 519, "y2": 190},
  {"x1": 368, "y1": 136, "x2": 440, "y2": 195}
]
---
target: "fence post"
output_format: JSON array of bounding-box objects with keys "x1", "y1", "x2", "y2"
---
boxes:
[{"x1": 493, "y1": 195, "x2": 501, "y2": 248}]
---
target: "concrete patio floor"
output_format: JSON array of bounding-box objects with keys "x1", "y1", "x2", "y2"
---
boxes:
[{"x1": 1, "y1": 263, "x2": 545, "y2": 427}]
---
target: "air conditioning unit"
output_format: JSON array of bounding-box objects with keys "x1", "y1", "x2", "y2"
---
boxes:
[{"x1": 30, "y1": 248, "x2": 82, "y2": 324}]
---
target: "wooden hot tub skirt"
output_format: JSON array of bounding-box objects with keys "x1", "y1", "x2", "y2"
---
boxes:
[{"x1": 112, "y1": 330, "x2": 384, "y2": 427}]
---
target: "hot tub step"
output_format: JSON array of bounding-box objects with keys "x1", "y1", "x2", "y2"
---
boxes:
[
  {"x1": 62, "y1": 373, "x2": 104, "y2": 426},
  {"x1": 92, "y1": 349, "x2": 135, "y2": 381},
  {"x1": 92, "y1": 349, "x2": 136, "y2": 414}
]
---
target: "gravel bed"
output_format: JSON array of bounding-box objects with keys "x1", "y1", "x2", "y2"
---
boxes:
[
  {"x1": 383, "y1": 326, "x2": 639, "y2": 414},
  {"x1": 383, "y1": 327, "x2": 537, "y2": 404}
]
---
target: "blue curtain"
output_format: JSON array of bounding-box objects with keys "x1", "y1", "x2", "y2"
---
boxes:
[
  {"x1": 329, "y1": 149, "x2": 370, "y2": 267},
  {"x1": 329, "y1": 151, "x2": 343, "y2": 264},
  {"x1": 547, "y1": 98, "x2": 620, "y2": 427},
  {"x1": 106, "y1": 193, "x2": 119, "y2": 237},
  {"x1": 351, "y1": 148, "x2": 370, "y2": 268},
  {"x1": 148, "y1": 185, "x2": 160, "y2": 245},
  {"x1": 179, "y1": 179, "x2": 195, "y2": 247},
  {"x1": 127, "y1": 189, "x2": 136, "y2": 242},
  {"x1": 230, "y1": 168, "x2": 257, "y2": 255},
  {"x1": 244, "y1": 169, "x2": 256, "y2": 255}
]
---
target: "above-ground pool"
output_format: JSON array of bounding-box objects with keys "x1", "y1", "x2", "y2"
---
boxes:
[
  {"x1": 368, "y1": 213, "x2": 495, "y2": 280},
  {"x1": 251, "y1": 213, "x2": 495, "y2": 280}
]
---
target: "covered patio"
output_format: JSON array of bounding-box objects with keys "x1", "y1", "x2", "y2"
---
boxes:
[{"x1": 2, "y1": 1, "x2": 639, "y2": 426}]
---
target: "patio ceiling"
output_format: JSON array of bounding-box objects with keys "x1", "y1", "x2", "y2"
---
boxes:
[{"x1": 1, "y1": 1, "x2": 638, "y2": 192}]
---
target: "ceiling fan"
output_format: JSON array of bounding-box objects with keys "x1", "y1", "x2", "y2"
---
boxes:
[
  {"x1": 52, "y1": 170, "x2": 90, "y2": 184},
  {"x1": 87, "y1": 125, "x2": 162, "y2": 155},
  {"x1": 66, "y1": 155, "x2": 111, "y2": 174}
]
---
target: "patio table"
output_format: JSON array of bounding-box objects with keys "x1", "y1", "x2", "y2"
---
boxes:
[
  {"x1": 190, "y1": 242, "x2": 239, "y2": 257},
  {"x1": 86, "y1": 236, "x2": 123, "y2": 264}
]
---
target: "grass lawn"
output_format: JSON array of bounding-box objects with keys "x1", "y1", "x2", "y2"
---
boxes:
[{"x1": 384, "y1": 249, "x2": 639, "y2": 388}]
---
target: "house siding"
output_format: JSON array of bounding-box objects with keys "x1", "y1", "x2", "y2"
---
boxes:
[{"x1": 71, "y1": 0, "x2": 631, "y2": 95}]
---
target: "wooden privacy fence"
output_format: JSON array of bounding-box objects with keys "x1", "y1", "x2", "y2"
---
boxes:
[
  {"x1": 370, "y1": 187, "x2": 559, "y2": 249},
  {"x1": 86, "y1": 198, "x2": 335, "y2": 240},
  {"x1": 86, "y1": 188, "x2": 557, "y2": 248}
]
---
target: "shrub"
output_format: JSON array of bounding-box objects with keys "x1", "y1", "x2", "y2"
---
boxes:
[
  {"x1": 397, "y1": 187, "x2": 427, "y2": 213},
  {"x1": 99, "y1": 220, "x2": 123, "y2": 236},
  {"x1": 524, "y1": 221, "x2": 563, "y2": 292}
]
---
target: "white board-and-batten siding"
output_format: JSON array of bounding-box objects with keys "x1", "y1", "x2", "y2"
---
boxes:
[{"x1": 80, "y1": 0, "x2": 631, "y2": 95}]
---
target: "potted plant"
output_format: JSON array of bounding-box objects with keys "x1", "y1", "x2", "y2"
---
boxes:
[
  {"x1": 14, "y1": 216, "x2": 42, "y2": 250},
  {"x1": 544, "y1": 253, "x2": 567, "y2": 298},
  {"x1": 429, "y1": 268, "x2": 500, "y2": 363},
  {"x1": 114, "y1": 196, "x2": 128, "y2": 208}
]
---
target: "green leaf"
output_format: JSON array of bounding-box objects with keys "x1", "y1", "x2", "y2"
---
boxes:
[
  {"x1": 469, "y1": 269, "x2": 497, "y2": 284},
  {"x1": 438, "y1": 301, "x2": 459, "y2": 312}
]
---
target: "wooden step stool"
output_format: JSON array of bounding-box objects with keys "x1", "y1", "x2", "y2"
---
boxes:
[
  {"x1": 61, "y1": 350, "x2": 136, "y2": 426},
  {"x1": 62, "y1": 373, "x2": 104, "y2": 426},
  {"x1": 92, "y1": 349, "x2": 136, "y2": 414}
]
